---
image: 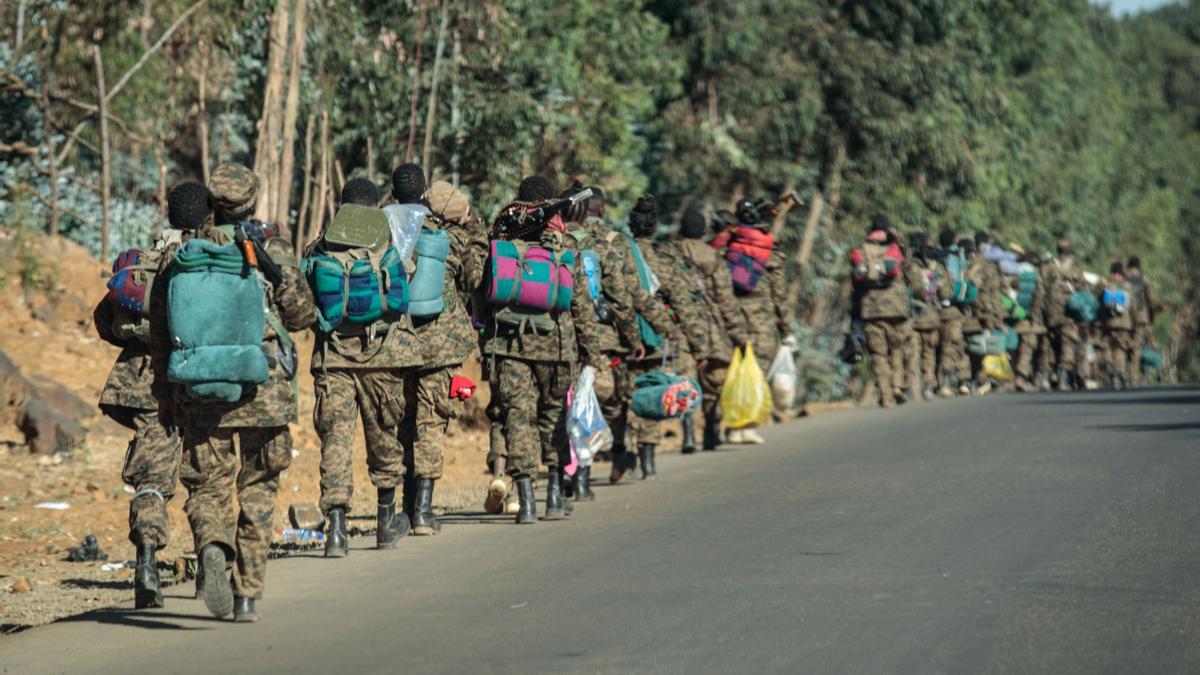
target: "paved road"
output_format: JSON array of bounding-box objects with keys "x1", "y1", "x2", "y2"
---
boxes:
[{"x1": 4, "y1": 388, "x2": 1199, "y2": 674}]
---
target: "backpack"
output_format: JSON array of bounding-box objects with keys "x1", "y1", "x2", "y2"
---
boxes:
[
  {"x1": 851, "y1": 241, "x2": 903, "y2": 289},
  {"x1": 306, "y1": 247, "x2": 411, "y2": 333},
  {"x1": 626, "y1": 236, "x2": 663, "y2": 352},
  {"x1": 106, "y1": 247, "x2": 161, "y2": 343},
  {"x1": 407, "y1": 228, "x2": 450, "y2": 319},
  {"x1": 726, "y1": 227, "x2": 774, "y2": 293},
  {"x1": 967, "y1": 329, "x2": 1008, "y2": 357},
  {"x1": 1016, "y1": 267, "x2": 1038, "y2": 313},
  {"x1": 1101, "y1": 288, "x2": 1128, "y2": 315},
  {"x1": 945, "y1": 249, "x2": 977, "y2": 306},
  {"x1": 579, "y1": 248, "x2": 616, "y2": 324},
  {"x1": 165, "y1": 239, "x2": 271, "y2": 403},
  {"x1": 630, "y1": 371, "x2": 702, "y2": 421},
  {"x1": 1002, "y1": 294, "x2": 1028, "y2": 321},
  {"x1": 1065, "y1": 290, "x2": 1099, "y2": 322},
  {"x1": 486, "y1": 239, "x2": 575, "y2": 333}
]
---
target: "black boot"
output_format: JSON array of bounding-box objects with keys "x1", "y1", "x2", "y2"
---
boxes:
[
  {"x1": 638, "y1": 443, "x2": 657, "y2": 480},
  {"x1": 515, "y1": 475, "x2": 537, "y2": 524},
  {"x1": 134, "y1": 539, "x2": 163, "y2": 609},
  {"x1": 681, "y1": 417, "x2": 697, "y2": 454},
  {"x1": 610, "y1": 446, "x2": 630, "y2": 484},
  {"x1": 559, "y1": 468, "x2": 574, "y2": 516},
  {"x1": 702, "y1": 416, "x2": 720, "y2": 451},
  {"x1": 573, "y1": 465, "x2": 595, "y2": 501},
  {"x1": 324, "y1": 508, "x2": 349, "y2": 558},
  {"x1": 401, "y1": 475, "x2": 417, "y2": 523},
  {"x1": 198, "y1": 543, "x2": 233, "y2": 619},
  {"x1": 233, "y1": 596, "x2": 258, "y2": 623},
  {"x1": 376, "y1": 501, "x2": 410, "y2": 549},
  {"x1": 412, "y1": 478, "x2": 441, "y2": 535},
  {"x1": 544, "y1": 469, "x2": 567, "y2": 520}
]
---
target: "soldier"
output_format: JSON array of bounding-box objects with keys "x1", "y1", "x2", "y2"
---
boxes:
[
  {"x1": 1042, "y1": 238, "x2": 1088, "y2": 391},
  {"x1": 481, "y1": 175, "x2": 603, "y2": 522},
  {"x1": 1126, "y1": 257, "x2": 1160, "y2": 386},
  {"x1": 561, "y1": 183, "x2": 654, "y2": 497},
  {"x1": 903, "y1": 232, "x2": 946, "y2": 400},
  {"x1": 617, "y1": 196, "x2": 695, "y2": 474},
  {"x1": 1099, "y1": 262, "x2": 1137, "y2": 389},
  {"x1": 849, "y1": 216, "x2": 908, "y2": 408},
  {"x1": 402, "y1": 179, "x2": 487, "y2": 532},
  {"x1": 723, "y1": 197, "x2": 793, "y2": 439},
  {"x1": 150, "y1": 164, "x2": 315, "y2": 622},
  {"x1": 931, "y1": 229, "x2": 971, "y2": 396},
  {"x1": 965, "y1": 233, "x2": 1005, "y2": 394},
  {"x1": 1011, "y1": 250, "x2": 1046, "y2": 392},
  {"x1": 95, "y1": 181, "x2": 207, "y2": 609},
  {"x1": 675, "y1": 208, "x2": 748, "y2": 449},
  {"x1": 310, "y1": 175, "x2": 413, "y2": 558}
]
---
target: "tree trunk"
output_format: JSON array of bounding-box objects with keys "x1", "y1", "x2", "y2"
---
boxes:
[
  {"x1": 273, "y1": 0, "x2": 307, "y2": 229},
  {"x1": 795, "y1": 193, "x2": 825, "y2": 268},
  {"x1": 295, "y1": 113, "x2": 315, "y2": 255},
  {"x1": 421, "y1": 1, "x2": 449, "y2": 178},
  {"x1": 38, "y1": 44, "x2": 59, "y2": 238},
  {"x1": 253, "y1": 0, "x2": 290, "y2": 221},
  {"x1": 450, "y1": 29, "x2": 462, "y2": 187},
  {"x1": 155, "y1": 139, "x2": 167, "y2": 228},
  {"x1": 197, "y1": 41, "x2": 210, "y2": 184},
  {"x1": 366, "y1": 135, "x2": 374, "y2": 184},
  {"x1": 404, "y1": 0, "x2": 428, "y2": 164},
  {"x1": 94, "y1": 45, "x2": 111, "y2": 264},
  {"x1": 308, "y1": 110, "x2": 329, "y2": 246},
  {"x1": 16, "y1": 1, "x2": 27, "y2": 51}
]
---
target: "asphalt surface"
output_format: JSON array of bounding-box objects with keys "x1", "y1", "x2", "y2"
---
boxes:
[{"x1": 3, "y1": 387, "x2": 1199, "y2": 674}]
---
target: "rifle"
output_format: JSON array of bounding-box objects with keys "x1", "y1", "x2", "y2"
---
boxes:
[
  {"x1": 491, "y1": 188, "x2": 595, "y2": 240},
  {"x1": 235, "y1": 221, "x2": 284, "y2": 287}
]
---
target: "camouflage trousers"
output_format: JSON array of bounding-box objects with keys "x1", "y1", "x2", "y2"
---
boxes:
[
  {"x1": 912, "y1": 329, "x2": 939, "y2": 392},
  {"x1": 120, "y1": 410, "x2": 182, "y2": 549},
  {"x1": 1013, "y1": 325, "x2": 1041, "y2": 380},
  {"x1": 495, "y1": 357, "x2": 572, "y2": 477},
  {"x1": 180, "y1": 426, "x2": 291, "y2": 600},
  {"x1": 314, "y1": 369, "x2": 406, "y2": 514},
  {"x1": 697, "y1": 358, "x2": 728, "y2": 425},
  {"x1": 938, "y1": 320, "x2": 970, "y2": 385},
  {"x1": 865, "y1": 317, "x2": 910, "y2": 406},
  {"x1": 1049, "y1": 322, "x2": 1084, "y2": 375},
  {"x1": 1103, "y1": 329, "x2": 1136, "y2": 383},
  {"x1": 598, "y1": 357, "x2": 633, "y2": 451},
  {"x1": 401, "y1": 367, "x2": 464, "y2": 480}
]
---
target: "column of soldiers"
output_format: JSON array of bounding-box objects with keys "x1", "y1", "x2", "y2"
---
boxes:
[
  {"x1": 96, "y1": 168, "x2": 793, "y2": 623},
  {"x1": 849, "y1": 218, "x2": 1164, "y2": 404}
]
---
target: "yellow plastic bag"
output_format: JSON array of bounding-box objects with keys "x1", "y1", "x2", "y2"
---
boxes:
[
  {"x1": 983, "y1": 354, "x2": 1014, "y2": 383},
  {"x1": 720, "y1": 344, "x2": 774, "y2": 429}
]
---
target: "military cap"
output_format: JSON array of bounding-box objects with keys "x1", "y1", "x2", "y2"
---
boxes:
[
  {"x1": 426, "y1": 180, "x2": 471, "y2": 224},
  {"x1": 209, "y1": 164, "x2": 259, "y2": 215}
]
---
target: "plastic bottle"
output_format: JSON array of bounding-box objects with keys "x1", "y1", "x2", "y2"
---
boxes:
[{"x1": 279, "y1": 528, "x2": 326, "y2": 543}]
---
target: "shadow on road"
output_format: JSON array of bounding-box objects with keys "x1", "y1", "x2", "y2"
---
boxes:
[
  {"x1": 1019, "y1": 388, "x2": 1200, "y2": 407},
  {"x1": 1090, "y1": 422, "x2": 1200, "y2": 433},
  {"x1": 55, "y1": 608, "x2": 218, "y2": 631}
]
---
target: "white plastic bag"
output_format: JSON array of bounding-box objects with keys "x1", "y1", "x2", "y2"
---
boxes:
[
  {"x1": 382, "y1": 203, "x2": 430, "y2": 262},
  {"x1": 567, "y1": 366, "x2": 612, "y2": 467},
  {"x1": 765, "y1": 343, "x2": 798, "y2": 413}
]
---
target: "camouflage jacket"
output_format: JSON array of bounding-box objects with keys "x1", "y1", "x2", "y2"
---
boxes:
[
  {"x1": 94, "y1": 299, "x2": 157, "y2": 411},
  {"x1": 929, "y1": 259, "x2": 965, "y2": 325},
  {"x1": 1101, "y1": 275, "x2": 1135, "y2": 331},
  {"x1": 570, "y1": 218, "x2": 643, "y2": 355},
  {"x1": 667, "y1": 238, "x2": 745, "y2": 362},
  {"x1": 1042, "y1": 256, "x2": 1087, "y2": 328},
  {"x1": 1127, "y1": 271, "x2": 1157, "y2": 328},
  {"x1": 963, "y1": 255, "x2": 1003, "y2": 332},
  {"x1": 310, "y1": 219, "x2": 484, "y2": 372},
  {"x1": 729, "y1": 239, "x2": 794, "y2": 357},
  {"x1": 150, "y1": 224, "x2": 316, "y2": 429},
  {"x1": 479, "y1": 230, "x2": 603, "y2": 366},
  {"x1": 629, "y1": 235, "x2": 699, "y2": 361},
  {"x1": 859, "y1": 242, "x2": 909, "y2": 321},
  {"x1": 904, "y1": 257, "x2": 948, "y2": 331}
]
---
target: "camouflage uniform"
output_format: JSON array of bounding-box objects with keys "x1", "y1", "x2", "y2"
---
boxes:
[
  {"x1": 1100, "y1": 276, "x2": 1137, "y2": 385},
  {"x1": 904, "y1": 257, "x2": 947, "y2": 394},
  {"x1": 858, "y1": 241, "x2": 911, "y2": 406},
  {"x1": 150, "y1": 166, "x2": 316, "y2": 600},
  {"x1": 1013, "y1": 266, "x2": 1047, "y2": 383},
  {"x1": 1042, "y1": 256, "x2": 1088, "y2": 384},
  {"x1": 674, "y1": 237, "x2": 748, "y2": 424},
  {"x1": 1127, "y1": 269, "x2": 1157, "y2": 385},
  {"x1": 95, "y1": 297, "x2": 181, "y2": 550},
  {"x1": 930, "y1": 258, "x2": 970, "y2": 388},
  {"x1": 963, "y1": 253, "x2": 1004, "y2": 384},
  {"x1": 570, "y1": 217, "x2": 652, "y2": 452},
  {"x1": 725, "y1": 235, "x2": 793, "y2": 373},
  {"x1": 480, "y1": 226, "x2": 603, "y2": 477}
]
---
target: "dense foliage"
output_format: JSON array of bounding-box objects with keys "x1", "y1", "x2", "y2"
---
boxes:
[{"x1": 1, "y1": 0, "x2": 1197, "y2": 386}]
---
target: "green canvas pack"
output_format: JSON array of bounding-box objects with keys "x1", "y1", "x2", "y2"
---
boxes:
[{"x1": 323, "y1": 204, "x2": 392, "y2": 252}]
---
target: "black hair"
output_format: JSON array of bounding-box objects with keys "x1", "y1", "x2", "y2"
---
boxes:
[
  {"x1": 1110, "y1": 261, "x2": 1124, "y2": 276},
  {"x1": 559, "y1": 180, "x2": 589, "y2": 223},
  {"x1": 958, "y1": 238, "x2": 976, "y2": 254},
  {"x1": 518, "y1": 175, "x2": 556, "y2": 202},
  {"x1": 871, "y1": 214, "x2": 891, "y2": 233},
  {"x1": 340, "y1": 177, "x2": 381, "y2": 207},
  {"x1": 735, "y1": 198, "x2": 761, "y2": 226},
  {"x1": 938, "y1": 228, "x2": 957, "y2": 248},
  {"x1": 975, "y1": 231, "x2": 991, "y2": 247},
  {"x1": 908, "y1": 231, "x2": 928, "y2": 251},
  {"x1": 1127, "y1": 256, "x2": 1141, "y2": 270},
  {"x1": 680, "y1": 208, "x2": 707, "y2": 240},
  {"x1": 629, "y1": 195, "x2": 658, "y2": 237},
  {"x1": 391, "y1": 163, "x2": 427, "y2": 204},
  {"x1": 586, "y1": 186, "x2": 605, "y2": 217},
  {"x1": 167, "y1": 181, "x2": 212, "y2": 231}
]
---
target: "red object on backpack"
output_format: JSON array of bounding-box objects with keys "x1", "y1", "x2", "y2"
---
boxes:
[
  {"x1": 728, "y1": 227, "x2": 775, "y2": 263},
  {"x1": 710, "y1": 231, "x2": 732, "y2": 251},
  {"x1": 449, "y1": 375, "x2": 477, "y2": 401}
]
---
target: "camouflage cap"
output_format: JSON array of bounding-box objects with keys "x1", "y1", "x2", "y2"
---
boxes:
[
  {"x1": 209, "y1": 164, "x2": 259, "y2": 215},
  {"x1": 426, "y1": 180, "x2": 471, "y2": 224}
]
